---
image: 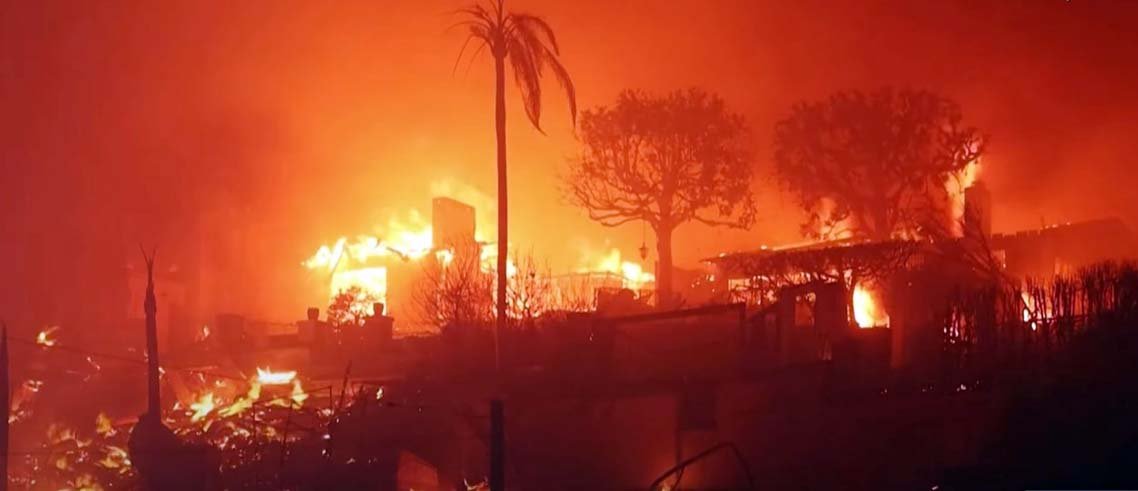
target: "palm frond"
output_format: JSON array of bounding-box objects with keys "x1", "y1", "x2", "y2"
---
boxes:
[
  {"x1": 457, "y1": 4, "x2": 495, "y2": 25},
  {"x1": 462, "y1": 38, "x2": 490, "y2": 77},
  {"x1": 510, "y1": 20, "x2": 547, "y2": 75},
  {"x1": 542, "y1": 50, "x2": 577, "y2": 126},
  {"x1": 510, "y1": 13, "x2": 560, "y2": 55},
  {"x1": 453, "y1": 0, "x2": 576, "y2": 131},
  {"x1": 508, "y1": 37, "x2": 544, "y2": 132},
  {"x1": 453, "y1": 33, "x2": 479, "y2": 75}
]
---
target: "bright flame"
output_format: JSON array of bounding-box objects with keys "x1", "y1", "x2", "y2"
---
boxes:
[
  {"x1": 435, "y1": 248, "x2": 455, "y2": 267},
  {"x1": 582, "y1": 249, "x2": 655, "y2": 290},
  {"x1": 189, "y1": 392, "x2": 217, "y2": 422},
  {"x1": 853, "y1": 282, "x2": 889, "y2": 328},
  {"x1": 329, "y1": 267, "x2": 388, "y2": 314},
  {"x1": 305, "y1": 213, "x2": 434, "y2": 271},
  {"x1": 290, "y1": 379, "x2": 308, "y2": 407},
  {"x1": 219, "y1": 381, "x2": 261, "y2": 417},
  {"x1": 1020, "y1": 289, "x2": 1052, "y2": 331},
  {"x1": 256, "y1": 367, "x2": 297, "y2": 385},
  {"x1": 47, "y1": 423, "x2": 83, "y2": 445},
  {"x1": 64, "y1": 473, "x2": 104, "y2": 491},
  {"x1": 478, "y1": 243, "x2": 517, "y2": 277},
  {"x1": 305, "y1": 211, "x2": 434, "y2": 310},
  {"x1": 36, "y1": 326, "x2": 59, "y2": 347},
  {"x1": 947, "y1": 159, "x2": 982, "y2": 236},
  {"x1": 96, "y1": 446, "x2": 131, "y2": 471},
  {"x1": 95, "y1": 412, "x2": 116, "y2": 437}
]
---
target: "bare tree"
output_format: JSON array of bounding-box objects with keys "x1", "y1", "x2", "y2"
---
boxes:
[
  {"x1": 506, "y1": 251, "x2": 553, "y2": 326},
  {"x1": 564, "y1": 88, "x2": 756, "y2": 306},
  {"x1": 412, "y1": 244, "x2": 495, "y2": 333},
  {"x1": 774, "y1": 88, "x2": 985, "y2": 240}
]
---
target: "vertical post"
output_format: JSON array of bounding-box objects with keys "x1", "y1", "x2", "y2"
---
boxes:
[
  {"x1": 490, "y1": 399, "x2": 505, "y2": 491},
  {"x1": 1, "y1": 324, "x2": 9, "y2": 491},
  {"x1": 142, "y1": 248, "x2": 161, "y2": 416}
]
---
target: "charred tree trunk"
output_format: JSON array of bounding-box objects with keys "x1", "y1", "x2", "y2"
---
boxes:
[
  {"x1": 656, "y1": 224, "x2": 674, "y2": 309},
  {"x1": 494, "y1": 53, "x2": 508, "y2": 371}
]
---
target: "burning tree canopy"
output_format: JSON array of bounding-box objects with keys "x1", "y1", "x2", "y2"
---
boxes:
[
  {"x1": 773, "y1": 88, "x2": 985, "y2": 240},
  {"x1": 564, "y1": 88, "x2": 756, "y2": 306}
]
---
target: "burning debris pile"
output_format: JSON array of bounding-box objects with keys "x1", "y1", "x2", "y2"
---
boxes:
[{"x1": 5, "y1": 350, "x2": 333, "y2": 490}]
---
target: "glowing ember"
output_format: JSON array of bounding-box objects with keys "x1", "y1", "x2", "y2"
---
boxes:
[
  {"x1": 196, "y1": 324, "x2": 211, "y2": 342},
  {"x1": 853, "y1": 282, "x2": 889, "y2": 328},
  {"x1": 256, "y1": 367, "x2": 297, "y2": 385},
  {"x1": 1020, "y1": 289, "x2": 1051, "y2": 331},
  {"x1": 36, "y1": 325, "x2": 60, "y2": 347}
]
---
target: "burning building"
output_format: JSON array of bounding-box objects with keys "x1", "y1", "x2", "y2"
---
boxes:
[
  {"x1": 705, "y1": 179, "x2": 1138, "y2": 372},
  {"x1": 302, "y1": 195, "x2": 657, "y2": 335}
]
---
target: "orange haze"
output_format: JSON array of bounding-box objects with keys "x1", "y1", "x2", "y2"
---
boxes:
[{"x1": 3, "y1": 0, "x2": 1138, "y2": 325}]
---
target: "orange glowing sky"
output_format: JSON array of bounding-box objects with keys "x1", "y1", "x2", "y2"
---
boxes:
[{"x1": 3, "y1": 0, "x2": 1138, "y2": 321}]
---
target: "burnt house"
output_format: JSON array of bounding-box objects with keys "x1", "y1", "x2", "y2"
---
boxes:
[{"x1": 705, "y1": 211, "x2": 1137, "y2": 376}]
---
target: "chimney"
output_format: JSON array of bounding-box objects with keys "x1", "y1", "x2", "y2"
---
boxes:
[
  {"x1": 431, "y1": 197, "x2": 476, "y2": 249},
  {"x1": 964, "y1": 179, "x2": 992, "y2": 239}
]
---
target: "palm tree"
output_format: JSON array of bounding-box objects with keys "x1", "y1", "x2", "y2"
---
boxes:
[{"x1": 455, "y1": 0, "x2": 576, "y2": 370}]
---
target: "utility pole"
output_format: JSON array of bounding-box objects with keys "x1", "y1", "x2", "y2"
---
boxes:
[
  {"x1": 141, "y1": 247, "x2": 161, "y2": 416},
  {"x1": 490, "y1": 399, "x2": 505, "y2": 491}
]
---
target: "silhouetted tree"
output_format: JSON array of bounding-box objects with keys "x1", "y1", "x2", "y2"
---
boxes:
[
  {"x1": 413, "y1": 245, "x2": 556, "y2": 332},
  {"x1": 327, "y1": 286, "x2": 379, "y2": 328},
  {"x1": 413, "y1": 243, "x2": 495, "y2": 332},
  {"x1": 774, "y1": 88, "x2": 985, "y2": 240},
  {"x1": 506, "y1": 251, "x2": 553, "y2": 326},
  {"x1": 455, "y1": 0, "x2": 577, "y2": 368},
  {"x1": 564, "y1": 89, "x2": 756, "y2": 306}
]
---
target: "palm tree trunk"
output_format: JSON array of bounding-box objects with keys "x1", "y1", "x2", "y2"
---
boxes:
[{"x1": 494, "y1": 54, "x2": 507, "y2": 372}]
